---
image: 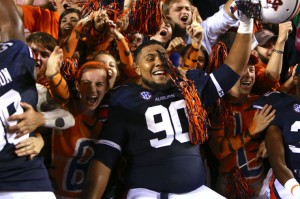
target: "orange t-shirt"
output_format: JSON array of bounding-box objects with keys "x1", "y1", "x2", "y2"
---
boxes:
[
  {"x1": 252, "y1": 61, "x2": 280, "y2": 95},
  {"x1": 21, "y1": 5, "x2": 59, "y2": 40}
]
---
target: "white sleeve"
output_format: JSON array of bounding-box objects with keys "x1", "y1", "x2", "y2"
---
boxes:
[{"x1": 201, "y1": 5, "x2": 238, "y2": 55}]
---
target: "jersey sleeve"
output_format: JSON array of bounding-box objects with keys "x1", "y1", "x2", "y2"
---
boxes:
[
  {"x1": 187, "y1": 64, "x2": 240, "y2": 106},
  {"x1": 93, "y1": 94, "x2": 125, "y2": 169}
]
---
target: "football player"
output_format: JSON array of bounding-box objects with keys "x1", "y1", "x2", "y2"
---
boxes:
[
  {"x1": 0, "y1": 0, "x2": 55, "y2": 198},
  {"x1": 253, "y1": 68, "x2": 300, "y2": 198},
  {"x1": 81, "y1": 10, "x2": 253, "y2": 198}
]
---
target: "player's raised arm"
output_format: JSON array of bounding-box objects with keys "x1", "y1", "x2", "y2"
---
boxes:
[
  {"x1": 0, "y1": 0, "x2": 25, "y2": 42},
  {"x1": 224, "y1": 12, "x2": 252, "y2": 76}
]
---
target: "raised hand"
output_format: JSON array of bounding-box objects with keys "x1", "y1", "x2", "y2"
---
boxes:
[
  {"x1": 277, "y1": 21, "x2": 293, "y2": 43},
  {"x1": 166, "y1": 37, "x2": 186, "y2": 53},
  {"x1": 93, "y1": 9, "x2": 109, "y2": 31},
  {"x1": 186, "y1": 6, "x2": 203, "y2": 49},
  {"x1": 46, "y1": 46, "x2": 63, "y2": 78}
]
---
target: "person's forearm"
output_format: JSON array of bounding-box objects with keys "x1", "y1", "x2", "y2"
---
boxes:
[
  {"x1": 265, "y1": 41, "x2": 285, "y2": 81},
  {"x1": 81, "y1": 160, "x2": 111, "y2": 199},
  {"x1": 225, "y1": 33, "x2": 252, "y2": 75}
]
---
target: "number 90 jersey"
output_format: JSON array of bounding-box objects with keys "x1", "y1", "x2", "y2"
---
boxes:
[
  {"x1": 253, "y1": 91, "x2": 300, "y2": 182},
  {"x1": 0, "y1": 40, "x2": 52, "y2": 191}
]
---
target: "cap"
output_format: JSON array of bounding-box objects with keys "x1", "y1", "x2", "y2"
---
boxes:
[
  {"x1": 254, "y1": 29, "x2": 278, "y2": 46},
  {"x1": 248, "y1": 53, "x2": 259, "y2": 65}
]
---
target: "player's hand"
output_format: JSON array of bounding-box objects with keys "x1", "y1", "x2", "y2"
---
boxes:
[
  {"x1": 7, "y1": 102, "x2": 45, "y2": 138},
  {"x1": 166, "y1": 37, "x2": 186, "y2": 53},
  {"x1": 256, "y1": 140, "x2": 267, "y2": 160},
  {"x1": 15, "y1": 133, "x2": 44, "y2": 160},
  {"x1": 46, "y1": 46, "x2": 63, "y2": 78},
  {"x1": 249, "y1": 104, "x2": 276, "y2": 135}
]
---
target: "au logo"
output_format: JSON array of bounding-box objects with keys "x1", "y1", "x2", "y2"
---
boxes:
[
  {"x1": 293, "y1": 104, "x2": 300, "y2": 113},
  {"x1": 266, "y1": 0, "x2": 283, "y2": 11},
  {"x1": 140, "y1": 91, "x2": 152, "y2": 100}
]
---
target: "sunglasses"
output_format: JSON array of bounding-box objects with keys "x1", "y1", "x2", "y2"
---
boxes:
[{"x1": 31, "y1": 48, "x2": 50, "y2": 58}]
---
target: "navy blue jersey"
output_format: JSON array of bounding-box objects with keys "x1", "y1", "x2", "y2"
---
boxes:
[
  {"x1": 94, "y1": 64, "x2": 239, "y2": 193},
  {"x1": 254, "y1": 91, "x2": 300, "y2": 182},
  {"x1": 0, "y1": 40, "x2": 52, "y2": 191}
]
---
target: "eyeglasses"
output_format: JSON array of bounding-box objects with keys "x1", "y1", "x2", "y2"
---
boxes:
[{"x1": 31, "y1": 47, "x2": 50, "y2": 58}]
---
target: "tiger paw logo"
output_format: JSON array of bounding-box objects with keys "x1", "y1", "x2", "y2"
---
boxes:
[{"x1": 266, "y1": 0, "x2": 283, "y2": 11}]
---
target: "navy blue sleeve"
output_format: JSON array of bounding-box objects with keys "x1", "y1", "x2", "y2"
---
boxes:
[{"x1": 186, "y1": 64, "x2": 240, "y2": 106}]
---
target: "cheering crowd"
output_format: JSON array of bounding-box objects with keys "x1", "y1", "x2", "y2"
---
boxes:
[{"x1": 0, "y1": 0, "x2": 300, "y2": 198}]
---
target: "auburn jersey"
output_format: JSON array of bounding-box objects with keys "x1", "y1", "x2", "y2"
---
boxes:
[
  {"x1": 49, "y1": 114, "x2": 103, "y2": 198},
  {"x1": 94, "y1": 64, "x2": 240, "y2": 193},
  {"x1": 0, "y1": 40, "x2": 52, "y2": 191},
  {"x1": 254, "y1": 91, "x2": 300, "y2": 182}
]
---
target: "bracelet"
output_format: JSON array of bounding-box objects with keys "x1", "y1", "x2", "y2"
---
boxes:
[{"x1": 272, "y1": 49, "x2": 284, "y2": 54}]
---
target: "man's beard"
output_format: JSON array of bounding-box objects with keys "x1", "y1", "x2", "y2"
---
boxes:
[
  {"x1": 258, "y1": 53, "x2": 269, "y2": 65},
  {"x1": 141, "y1": 78, "x2": 174, "y2": 91}
]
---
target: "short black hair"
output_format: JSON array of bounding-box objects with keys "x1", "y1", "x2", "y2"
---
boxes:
[{"x1": 134, "y1": 40, "x2": 165, "y2": 62}]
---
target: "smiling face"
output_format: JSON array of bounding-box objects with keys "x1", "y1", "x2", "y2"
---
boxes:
[
  {"x1": 76, "y1": 68, "x2": 108, "y2": 115},
  {"x1": 167, "y1": 0, "x2": 192, "y2": 30},
  {"x1": 60, "y1": 12, "x2": 80, "y2": 38},
  {"x1": 93, "y1": 53, "x2": 118, "y2": 88},
  {"x1": 150, "y1": 20, "x2": 173, "y2": 44},
  {"x1": 29, "y1": 43, "x2": 51, "y2": 81},
  {"x1": 230, "y1": 64, "x2": 256, "y2": 97},
  {"x1": 135, "y1": 44, "x2": 173, "y2": 91}
]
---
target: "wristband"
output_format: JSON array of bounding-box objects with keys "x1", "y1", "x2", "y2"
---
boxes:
[
  {"x1": 292, "y1": 185, "x2": 300, "y2": 196},
  {"x1": 237, "y1": 15, "x2": 253, "y2": 34},
  {"x1": 284, "y1": 178, "x2": 300, "y2": 196},
  {"x1": 272, "y1": 49, "x2": 284, "y2": 54}
]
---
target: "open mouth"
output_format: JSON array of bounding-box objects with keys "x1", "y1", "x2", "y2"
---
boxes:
[
  {"x1": 180, "y1": 16, "x2": 188, "y2": 22},
  {"x1": 87, "y1": 96, "x2": 97, "y2": 104},
  {"x1": 63, "y1": 26, "x2": 73, "y2": 31},
  {"x1": 160, "y1": 30, "x2": 167, "y2": 36},
  {"x1": 35, "y1": 62, "x2": 41, "y2": 68},
  {"x1": 241, "y1": 81, "x2": 251, "y2": 87}
]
